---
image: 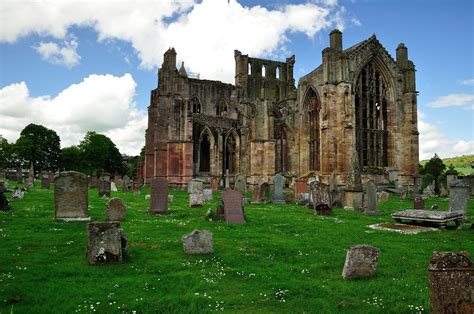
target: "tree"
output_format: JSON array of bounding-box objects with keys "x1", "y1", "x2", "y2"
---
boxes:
[
  {"x1": 14, "y1": 124, "x2": 60, "y2": 173},
  {"x1": 59, "y1": 146, "x2": 82, "y2": 172},
  {"x1": 423, "y1": 154, "x2": 446, "y2": 194},
  {"x1": 445, "y1": 164, "x2": 459, "y2": 175},
  {"x1": 0, "y1": 136, "x2": 14, "y2": 169},
  {"x1": 78, "y1": 131, "x2": 125, "y2": 175}
]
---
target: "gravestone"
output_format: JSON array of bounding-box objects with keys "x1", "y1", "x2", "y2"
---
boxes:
[
  {"x1": 329, "y1": 173, "x2": 343, "y2": 207},
  {"x1": 413, "y1": 195, "x2": 425, "y2": 210},
  {"x1": 149, "y1": 177, "x2": 169, "y2": 215},
  {"x1": 189, "y1": 193, "x2": 204, "y2": 207},
  {"x1": 342, "y1": 245, "x2": 380, "y2": 279},
  {"x1": 210, "y1": 177, "x2": 219, "y2": 191},
  {"x1": 344, "y1": 152, "x2": 363, "y2": 210},
  {"x1": 26, "y1": 163, "x2": 34, "y2": 187},
  {"x1": 0, "y1": 191, "x2": 10, "y2": 211},
  {"x1": 86, "y1": 222, "x2": 127, "y2": 265},
  {"x1": 423, "y1": 181, "x2": 436, "y2": 196},
  {"x1": 449, "y1": 180, "x2": 470, "y2": 219},
  {"x1": 234, "y1": 174, "x2": 247, "y2": 195},
  {"x1": 272, "y1": 173, "x2": 285, "y2": 204},
  {"x1": 115, "y1": 176, "x2": 123, "y2": 190},
  {"x1": 99, "y1": 173, "x2": 111, "y2": 197},
  {"x1": 54, "y1": 171, "x2": 89, "y2": 221},
  {"x1": 41, "y1": 171, "x2": 50, "y2": 189},
  {"x1": 294, "y1": 177, "x2": 308, "y2": 200},
  {"x1": 181, "y1": 230, "x2": 213, "y2": 254},
  {"x1": 365, "y1": 180, "x2": 379, "y2": 215},
  {"x1": 188, "y1": 179, "x2": 204, "y2": 207},
  {"x1": 388, "y1": 170, "x2": 398, "y2": 182},
  {"x1": 311, "y1": 181, "x2": 332, "y2": 215},
  {"x1": 221, "y1": 190, "x2": 245, "y2": 224},
  {"x1": 377, "y1": 191, "x2": 389, "y2": 203},
  {"x1": 260, "y1": 182, "x2": 270, "y2": 202},
  {"x1": 298, "y1": 192, "x2": 309, "y2": 205},
  {"x1": 121, "y1": 180, "x2": 129, "y2": 192},
  {"x1": 203, "y1": 188, "x2": 213, "y2": 201},
  {"x1": 15, "y1": 168, "x2": 22, "y2": 184},
  {"x1": 12, "y1": 189, "x2": 24, "y2": 199},
  {"x1": 105, "y1": 197, "x2": 126, "y2": 221},
  {"x1": 251, "y1": 185, "x2": 261, "y2": 204},
  {"x1": 428, "y1": 251, "x2": 474, "y2": 313},
  {"x1": 110, "y1": 181, "x2": 118, "y2": 192}
]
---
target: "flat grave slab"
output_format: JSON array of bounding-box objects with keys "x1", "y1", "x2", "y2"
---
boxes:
[
  {"x1": 392, "y1": 210, "x2": 463, "y2": 228},
  {"x1": 368, "y1": 223, "x2": 440, "y2": 235}
]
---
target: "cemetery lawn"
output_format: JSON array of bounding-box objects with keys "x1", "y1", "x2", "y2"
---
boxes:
[{"x1": 1, "y1": 183, "x2": 473, "y2": 314}]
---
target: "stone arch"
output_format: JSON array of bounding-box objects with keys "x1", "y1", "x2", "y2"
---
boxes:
[
  {"x1": 198, "y1": 127, "x2": 214, "y2": 173},
  {"x1": 275, "y1": 122, "x2": 292, "y2": 174},
  {"x1": 301, "y1": 86, "x2": 321, "y2": 172},
  {"x1": 190, "y1": 96, "x2": 202, "y2": 114}
]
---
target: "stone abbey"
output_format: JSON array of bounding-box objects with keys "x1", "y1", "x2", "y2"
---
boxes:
[{"x1": 139, "y1": 30, "x2": 419, "y2": 188}]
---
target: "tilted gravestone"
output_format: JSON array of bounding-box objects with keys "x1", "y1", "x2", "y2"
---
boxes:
[
  {"x1": 54, "y1": 171, "x2": 89, "y2": 221},
  {"x1": 449, "y1": 180, "x2": 470, "y2": 219},
  {"x1": 413, "y1": 195, "x2": 424, "y2": 210},
  {"x1": 272, "y1": 173, "x2": 285, "y2": 204},
  {"x1": 181, "y1": 230, "x2": 214, "y2": 254},
  {"x1": 365, "y1": 180, "x2": 379, "y2": 215},
  {"x1": 221, "y1": 190, "x2": 245, "y2": 224},
  {"x1": 260, "y1": 182, "x2": 270, "y2": 202},
  {"x1": 86, "y1": 222, "x2": 127, "y2": 265},
  {"x1": 342, "y1": 245, "x2": 380, "y2": 280},
  {"x1": 105, "y1": 197, "x2": 126, "y2": 221},
  {"x1": 149, "y1": 177, "x2": 169, "y2": 215},
  {"x1": 234, "y1": 174, "x2": 247, "y2": 195},
  {"x1": 310, "y1": 181, "x2": 332, "y2": 215},
  {"x1": 428, "y1": 251, "x2": 474, "y2": 313},
  {"x1": 99, "y1": 173, "x2": 111, "y2": 197}
]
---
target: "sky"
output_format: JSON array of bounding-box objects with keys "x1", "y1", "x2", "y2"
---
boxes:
[{"x1": 0, "y1": 0, "x2": 473, "y2": 159}]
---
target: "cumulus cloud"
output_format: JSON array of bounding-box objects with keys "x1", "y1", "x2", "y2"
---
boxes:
[
  {"x1": 0, "y1": 0, "x2": 348, "y2": 82},
  {"x1": 429, "y1": 93, "x2": 474, "y2": 108},
  {"x1": 418, "y1": 111, "x2": 474, "y2": 160},
  {"x1": 0, "y1": 74, "x2": 146, "y2": 155},
  {"x1": 460, "y1": 79, "x2": 474, "y2": 86},
  {"x1": 33, "y1": 39, "x2": 81, "y2": 68}
]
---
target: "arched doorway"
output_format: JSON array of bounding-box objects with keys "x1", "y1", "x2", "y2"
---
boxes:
[{"x1": 355, "y1": 60, "x2": 389, "y2": 167}]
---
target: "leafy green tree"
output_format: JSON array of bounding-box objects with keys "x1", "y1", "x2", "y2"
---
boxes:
[
  {"x1": 78, "y1": 131, "x2": 125, "y2": 175},
  {"x1": 0, "y1": 136, "x2": 14, "y2": 169},
  {"x1": 445, "y1": 164, "x2": 459, "y2": 175},
  {"x1": 423, "y1": 154, "x2": 446, "y2": 194},
  {"x1": 59, "y1": 146, "x2": 82, "y2": 172},
  {"x1": 14, "y1": 124, "x2": 60, "y2": 173}
]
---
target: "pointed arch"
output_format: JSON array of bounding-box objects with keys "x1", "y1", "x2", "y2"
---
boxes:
[
  {"x1": 223, "y1": 129, "x2": 240, "y2": 175},
  {"x1": 190, "y1": 96, "x2": 202, "y2": 114},
  {"x1": 216, "y1": 97, "x2": 229, "y2": 116},
  {"x1": 303, "y1": 87, "x2": 321, "y2": 172},
  {"x1": 275, "y1": 122, "x2": 291, "y2": 173}
]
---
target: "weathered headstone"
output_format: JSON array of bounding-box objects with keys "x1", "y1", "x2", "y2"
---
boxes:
[
  {"x1": 189, "y1": 179, "x2": 204, "y2": 207},
  {"x1": 99, "y1": 173, "x2": 111, "y2": 197},
  {"x1": 15, "y1": 168, "x2": 23, "y2": 184},
  {"x1": 344, "y1": 152, "x2": 363, "y2": 210},
  {"x1": 110, "y1": 181, "x2": 118, "y2": 192},
  {"x1": 12, "y1": 189, "x2": 24, "y2": 199},
  {"x1": 54, "y1": 171, "x2": 89, "y2": 221},
  {"x1": 449, "y1": 179, "x2": 470, "y2": 219},
  {"x1": 423, "y1": 181, "x2": 436, "y2": 196},
  {"x1": 329, "y1": 173, "x2": 344, "y2": 207},
  {"x1": 86, "y1": 222, "x2": 127, "y2": 265},
  {"x1": 0, "y1": 191, "x2": 10, "y2": 211},
  {"x1": 234, "y1": 174, "x2": 247, "y2": 195},
  {"x1": 26, "y1": 163, "x2": 34, "y2": 187},
  {"x1": 342, "y1": 245, "x2": 380, "y2": 279},
  {"x1": 221, "y1": 190, "x2": 245, "y2": 224},
  {"x1": 149, "y1": 178, "x2": 169, "y2": 215},
  {"x1": 294, "y1": 176, "x2": 308, "y2": 200},
  {"x1": 203, "y1": 188, "x2": 213, "y2": 201},
  {"x1": 428, "y1": 251, "x2": 474, "y2": 313},
  {"x1": 210, "y1": 177, "x2": 219, "y2": 191},
  {"x1": 388, "y1": 170, "x2": 398, "y2": 182},
  {"x1": 311, "y1": 181, "x2": 332, "y2": 215},
  {"x1": 260, "y1": 182, "x2": 270, "y2": 202},
  {"x1": 365, "y1": 180, "x2": 379, "y2": 215},
  {"x1": 189, "y1": 193, "x2": 204, "y2": 207},
  {"x1": 413, "y1": 195, "x2": 424, "y2": 210},
  {"x1": 251, "y1": 185, "x2": 261, "y2": 204},
  {"x1": 377, "y1": 191, "x2": 389, "y2": 203},
  {"x1": 181, "y1": 230, "x2": 214, "y2": 254},
  {"x1": 105, "y1": 197, "x2": 126, "y2": 221},
  {"x1": 272, "y1": 173, "x2": 285, "y2": 204},
  {"x1": 41, "y1": 171, "x2": 50, "y2": 189}
]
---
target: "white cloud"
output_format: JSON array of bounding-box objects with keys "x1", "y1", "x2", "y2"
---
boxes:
[
  {"x1": 429, "y1": 93, "x2": 474, "y2": 108},
  {"x1": 0, "y1": 0, "x2": 348, "y2": 83},
  {"x1": 460, "y1": 79, "x2": 474, "y2": 86},
  {"x1": 0, "y1": 74, "x2": 146, "y2": 155},
  {"x1": 33, "y1": 39, "x2": 81, "y2": 68},
  {"x1": 418, "y1": 111, "x2": 474, "y2": 160}
]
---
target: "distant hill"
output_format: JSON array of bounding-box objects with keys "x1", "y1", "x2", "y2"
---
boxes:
[{"x1": 420, "y1": 154, "x2": 474, "y2": 175}]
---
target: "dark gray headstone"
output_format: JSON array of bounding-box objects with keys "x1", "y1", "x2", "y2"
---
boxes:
[
  {"x1": 54, "y1": 171, "x2": 89, "y2": 221},
  {"x1": 182, "y1": 230, "x2": 213, "y2": 254},
  {"x1": 149, "y1": 178, "x2": 169, "y2": 215},
  {"x1": 428, "y1": 251, "x2": 474, "y2": 313},
  {"x1": 222, "y1": 190, "x2": 245, "y2": 224},
  {"x1": 342, "y1": 244, "x2": 380, "y2": 279},
  {"x1": 188, "y1": 179, "x2": 204, "y2": 194},
  {"x1": 449, "y1": 180, "x2": 470, "y2": 219},
  {"x1": 86, "y1": 222, "x2": 127, "y2": 265},
  {"x1": 99, "y1": 174, "x2": 111, "y2": 197},
  {"x1": 203, "y1": 188, "x2": 213, "y2": 201},
  {"x1": 41, "y1": 171, "x2": 50, "y2": 189},
  {"x1": 365, "y1": 180, "x2": 379, "y2": 215},
  {"x1": 234, "y1": 174, "x2": 247, "y2": 195},
  {"x1": 272, "y1": 174, "x2": 285, "y2": 204},
  {"x1": 105, "y1": 197, "x2": 126, "y2": 221},
  {"x1": 15, "y1": 168, "x2": 22, "y2": 184}
]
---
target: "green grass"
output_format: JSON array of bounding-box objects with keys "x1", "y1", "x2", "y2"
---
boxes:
[{"x1": 1, "y1": 181, "x2": 473, "y2": 313}]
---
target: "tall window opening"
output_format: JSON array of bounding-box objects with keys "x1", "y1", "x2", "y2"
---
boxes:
[
  {"x1": 275, "y1": 125, "x2": 288, "y2": 173},
  {"x1": 199, "y1": 133, "x2": 210, "y2": 172},
  {"x1": 262, "y1": 65, "x2": 266, "y2": 77},
  {"x1": 276, "y1": 66, "x2": 280, "y2": 79},
  {"x1": 306, "y1": 89, "x2": 320, "y2": 171},
  {"x1": 355, "y1": 61, "x2": 388, "y2": 167},
  {"x1": 224, "y1": 135, "x2": 237, "y2": 174},
  {"x1": 191, "y1": 97, "x2": 201, "y2": 114},
  {"x1": 248, "y1": 63, "x2": 252, "y2": 75}
]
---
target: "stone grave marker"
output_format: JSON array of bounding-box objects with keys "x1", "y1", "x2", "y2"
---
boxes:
[
  {"x1": 272, "y1": 173, "x2": 285, "y2": 204},
  {"x1": 99, "y1": 173, "x2": 111, "y2": 197},
  {"x1": 26, "y1": 163, "x2": 34, "y2": 187},
  {"x1": 222, "y1": 190, "x2": 245, "y2": 224},
  {"x1": 344, "y1": 152, "x2": 363, "y2": 211},
  {"x1": 377, "y1": 191, "x2": 389, "y2": 203},
  {"x1": 41, "y1": 171, "x2": 50, "y2": 189},
  {"x1": 428, "y1": 251, "x2": 474, "y2": 313},
  {"x1": 413, "y1": 195, "x2": 424, "y2": 209},
  {"x1": 86, "y1": 222, "x2": 127, "y2": 265},
  {"x1": 298, "y1": 193, "x2": 309, "y2": 205},
  {"x1": 121, "y1": 179, "x2": 129, "y2": 192},
  {"x1": 342, "y1": 244, "x2": 380, "y2": 279},
  {"x1": 449, "y1": 179, "x2": 470, "y2": 219},
  {"x1": 294, "y1": 177, "x2": 308, "y2": 200},
  {"x1": 15, "y1": 168, "x2": 22, "y2": 184},
  {"x1": 423, "y1": 181, "x2": 436, "y2": 196},
  {"x1": 189, "y1": 193, "x2": 204, "y2": 207},
  {"x1": 189, "y1": 179, "x2": 204, "y2": 207},
  {"x1": 260, "y1": 182, "x2": 270, "y2": 202},
  {"x1": 110, "y1": 181, "x2": 118, "y2": 192},
  {"x1": 251, "y1": 185, "x2": 261, "y2": 204},
  {"x1": 234, "y1": 174, "x2": 247, "y2": 195},
  {"x1": 105, "y1": 197, "x2": 126, "y2": 221},
  {"x1": 311, "y1": 181, "x2": 332, "y2": 216},
  {"x1": 54, "y1": 171, "x2": 89, "y2": 221},
  {"x1": 149, "y1": 177, "x2": 169, "y2": 215},
  {"x1": 365, "y1": 180, "x2": 379, "y2": 215},
  {"x1": 12, "y1": 189, "x2": 24, "y2": 199},
  {"x1": 210, "y1": 177, "x2": 219, "y2": 191},
  {"x1": 203, "y1": 188, "x2": 213, "y2": 201},
  {"x1": 182, "y1": 230, "x2": 213, "y2": 254}
]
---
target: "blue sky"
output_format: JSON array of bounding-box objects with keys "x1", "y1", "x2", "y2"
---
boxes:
[{"x1": 0, "y1": 0, "x2": 473, "y2": 158}]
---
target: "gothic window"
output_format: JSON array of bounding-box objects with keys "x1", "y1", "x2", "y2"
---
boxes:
[
  {"x1": 355, "y1": 61, "x2": 388, "y2": 167},
  {"x1": 191, "y1": 97, "x2": 201, "y2": 114},
  {"x1": 306, "y1": 89, "x2": 320, "y2": 171},
  {"x1": 199, "y1": 133, "x2": 210, "y2": 173},
  {"x1": 262, "y1": 65, "x2": 266, "y2": 77},
  {"x1": 216, "y1": 98, "x2": 228, "y2": 116},
  {"x1": 275, "y1": 124, "x2": 288, "y2": 173}
]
